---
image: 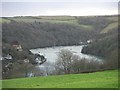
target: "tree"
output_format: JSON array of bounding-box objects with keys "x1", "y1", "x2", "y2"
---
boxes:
[
  {"x1": 4, "y1": 60, "x2": 34, "y2": 79},
  {"x1": 55, "y1": 49, "x2": 104, "y2": 75},
  {"x1": 104, "y1": 49, "x2": 118, "y2": 69},
  {"x1": 56, "y1": 49, "x2": 74, "y2": 74}
]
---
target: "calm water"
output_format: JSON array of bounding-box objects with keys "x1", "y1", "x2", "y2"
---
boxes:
[{"x1": 30, "y1": 45, "x2": 102, "y2": 63}]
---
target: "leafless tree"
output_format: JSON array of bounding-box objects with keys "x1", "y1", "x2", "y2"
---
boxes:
[
  {"x1": 56, "y1": 49, "x2": 74, "y2": 74},
  {"x1": 55, "y1": 49, "x2": 104, "y2": 75}
]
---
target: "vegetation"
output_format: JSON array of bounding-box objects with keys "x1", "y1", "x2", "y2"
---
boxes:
[
  {"x1": 100, "y1": 22, "x2": 118, "y2": 33},
  {"x1": 2, "y1": 15, "x2": 118, "y2": 79},
  {"x1": 2, "y1": 15, "x2": 117, "y2": 49},
  {"x1": 81, "y1": 16, "x2": 118, "y2": 60},
  {"x1": 54, "y1": 49, "x2": 104, "y2": 75},
  {"x1": 2, "y1": 70, "x2": 118, "y2": 88},
  {"x1": 2, "y1": 42, "x2": 46, "y2": 79},
  {"x1": 2, "y1": 20, "x2": 94, "y2": 48},
  {"x1": 81, "y1": 33, "x2": 118, "y2": 57}
]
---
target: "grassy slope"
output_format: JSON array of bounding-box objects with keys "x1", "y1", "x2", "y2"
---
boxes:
[
  {"x1": 100, "y1": 22, "x2": 118, "y2": 33},
  {"x1": 2, "y1": 70, "x2": 118, "y2": 88},
  {"x1": 2, "y1": 16, "x2": 117, "y2": 32},
  {"x1": 1, "y1": 17, "x2": 93, "y2": 30},
  {"x1": 0, "y1": 18, "x2": 11, "y2": 23}
]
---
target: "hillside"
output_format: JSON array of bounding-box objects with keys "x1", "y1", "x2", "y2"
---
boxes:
[
  {"x1": 2, "y1": 15, "x2": 118, "y2": 59},
  {"x1": 80, "y1": 15, "x2": 118, "y2": 59},
  {"x1": 2, "y1": 15, "x2": 118, "y2": 49},
  {"x1": 2, "y1": 70, "x2": 118, "y2": 88},
  {"x1": 81, "y1": 32, "x2": 118, "y2": 57},
  {"x1": 2, "y1": 16, "x2": 94, "y2": 49},
  {"x1": 100, "y1": 22, "x2": 118, "y2": 33}
]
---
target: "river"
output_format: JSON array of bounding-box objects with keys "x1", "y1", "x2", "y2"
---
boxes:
[
  {"x1": 29, "y1": 45, "x2": 103, "y2": 76},
  {"x1": 30, "y1": 45, "x2": 102, "y2": 63}
]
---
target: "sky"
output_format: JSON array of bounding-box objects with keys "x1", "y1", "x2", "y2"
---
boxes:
[{"x1": 1, "y1": 0, "x2": 119, "y2": 17}]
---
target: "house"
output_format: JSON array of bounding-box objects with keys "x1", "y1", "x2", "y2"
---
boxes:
[
  {"x1": 11, "y1": 41, "x2": 23, "y2": 51},
  {"x1": 87, "y1": 39, "x2": 93, "y2": 44}
]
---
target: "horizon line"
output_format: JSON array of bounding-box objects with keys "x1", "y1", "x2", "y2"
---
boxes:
[{"x1": 1, "y1": 14, "x2": 118, "y2": 18}]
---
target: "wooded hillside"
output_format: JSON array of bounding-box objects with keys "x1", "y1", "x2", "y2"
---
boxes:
[{"x1": 2, "y1": 15, "x2": 118, "y2": 50}]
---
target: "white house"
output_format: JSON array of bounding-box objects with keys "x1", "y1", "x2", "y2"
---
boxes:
[{"x1": 87, "y1": 39, "x2": 93, "y2": 44}]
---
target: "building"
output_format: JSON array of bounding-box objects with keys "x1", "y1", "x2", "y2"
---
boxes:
[{"x1": 11, "y1": 41, "x2": 23, "y2": 51}]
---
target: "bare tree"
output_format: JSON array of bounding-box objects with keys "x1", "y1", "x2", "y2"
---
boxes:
[
  {"x1": 55, "y1": 49, "x2": 103, "y2": 75},
  {"x1": 56, "y1": 49, "x2": 74, "y2": 74}
]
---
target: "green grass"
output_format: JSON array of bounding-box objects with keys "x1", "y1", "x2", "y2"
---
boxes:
[
  {"x1": 0, "y1": 80, "x2": 2, "y2": 89},
  {"x1": 2, "y1": 17, "x2": 93, "y2": 31},
  {"x1": 4, "y1": 16, "x2": 76, "y2": 23},
  {"x1": 100, "y1": 22, "x2": 118, "y2": 33},
  {"x1": 0, "y1": 18, "x2": 11, "y2": 23},
  {"x1": 2, "y1": 70, "x2": 118, "y2": 88},
  {"x1": 35, "y1": 16, "x2": 76, "y2": 20},
  {"x1": 106, "y1": 17, "x2": 118, "y2": 22}
]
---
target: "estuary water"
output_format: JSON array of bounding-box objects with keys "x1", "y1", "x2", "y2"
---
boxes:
[{"x1": 30, "y1": 45, "x2": 102, "y2": 63}]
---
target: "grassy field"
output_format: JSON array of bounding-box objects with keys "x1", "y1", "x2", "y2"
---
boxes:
[
  {"x1": 1, "y1": 16, "x2": 117, "y2": 32},
  {"x1": 0, "y1": 18, "x2": 11, "y2": 23},
  {"x1": 2, "y1": 70, "x2": 118, "y2": 88},
  {"x1": 1, "y1": 17, "x2": 94, "y2": 31},
  {"x1": 100, "y1": 22, "x2": 118, "y2": 33}
]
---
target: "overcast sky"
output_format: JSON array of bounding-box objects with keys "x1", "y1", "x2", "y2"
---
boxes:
[{"x1": 1, "y1": 0, "x2": 119, "y2": 17}]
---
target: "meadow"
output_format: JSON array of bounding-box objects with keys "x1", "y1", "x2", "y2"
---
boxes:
[{"x1": 2, "y1": 70, "x2": 118, "y2": 88}]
